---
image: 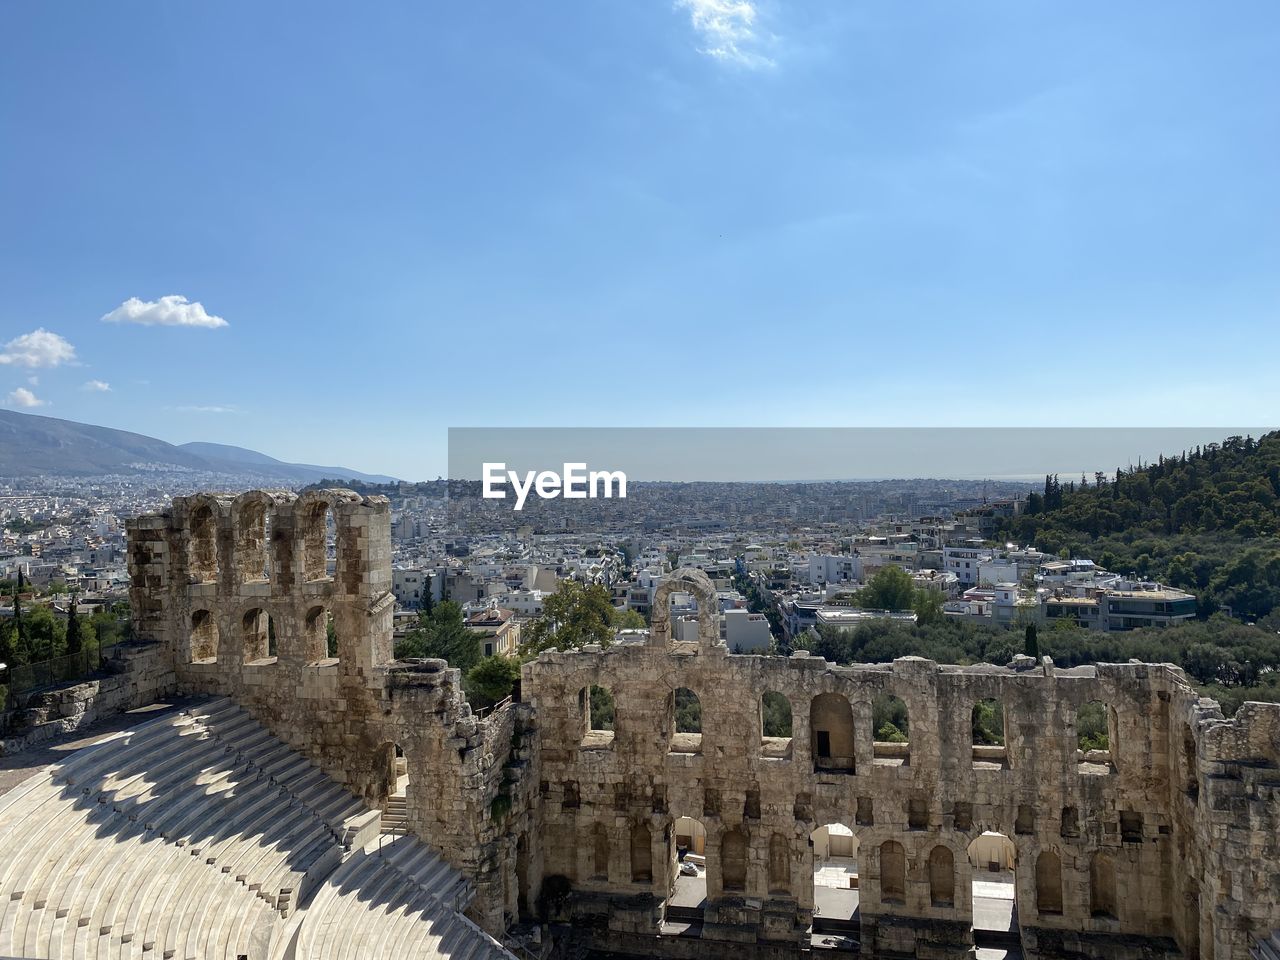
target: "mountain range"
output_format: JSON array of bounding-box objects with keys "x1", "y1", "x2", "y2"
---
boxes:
[{"x1": 0, "y1": 409, "x2": 397, "y2": 484}]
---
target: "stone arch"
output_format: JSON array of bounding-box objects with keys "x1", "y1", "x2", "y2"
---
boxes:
[
  {"x1": 186, "y1": 498, "x2": 221, "y2": 583},
  {"x1": 761, "y1": 690, "x2": 793, "y2": 758},
  {"x1": 648, "y1": 567, "x2": 720, "y2": 650},
  {"x1": 297, "y1": 494, "x2": 333, "y2": 582},
  {"x1": 1077, "y1": 699, "x2": 1116, "y2": 769},
  {"x1": 929, "y1": 845, "x2": 955, "y2": 906},
  {"x1": 872, "y1": 692, "x2": 910, "y2": 765},
  {"x1": 240, "y1": 606, "x2": 275, "y2": 663},
  {"x1": 303, "y1": 605, "x2": 335, "y2": 662},
  {"x1": 375, "y1": 739, "x2": 408, "y2": 805},
  {"x1": 880, "y1": 840, "x2": 906, "y2": 904},
  {"x1": 768, "y1": 833, "x2": 791, "y2": 894},
  {"x1": 810, "y1": 692, "x2": 855, "y2": 773},
  {"x1": 591, "y1": 823, "x2": 609, "y2": 880},
  {"x1": 721, "y1": 827, "x2": 747, "y2": 892},
  {"x1": 1035, "y1": 849, "x2": 1063, "y2": 915},
  {"x1": 670, "y1": 687, "x2": 702, "y2": 753},
  {"x1": 231, "y1": 491, "x2": 273, "y2": 583},
  {"x1": 972, "y1": 696, "x2": 1008, "y2": 768},
  {"x1": 630, "y1": 821, "x2": 652, "y2": 883},
  {"x1": 190, "y1": 609, "x2": 219, "y2": 662},
  {"x1": 1090, "y1": 851, "x2": 1117, "y2": 918}
]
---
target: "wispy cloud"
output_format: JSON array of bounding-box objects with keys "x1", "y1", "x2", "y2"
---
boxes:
[
  {"x1": 0, "y1": 328, "x2": 78, "y2": 368},
  {"x1": 102, "y1": 295, "x2": 228, "y2": 329},
  {"x1": 82, "y1": 379, "x2": 112, "y2": 392},
  {"x1": 6, "y1": 387, "x2": 47, "y2": 408},
  {"x1": 676, "y1": 0, "x2": 774, "y2": 68},
  {"x1": 174, "y1": 404, "x2": 238, "y2": 414}
]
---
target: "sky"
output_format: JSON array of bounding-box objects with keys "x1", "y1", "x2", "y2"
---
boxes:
[{"x1": 1, "y1": 2, "x2": 1278, "y2": 480}]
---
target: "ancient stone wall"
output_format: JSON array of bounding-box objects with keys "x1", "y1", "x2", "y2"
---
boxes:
[
  {"x1": 522, "y1": 568, "x2": 1280, "y2": 960},
  {"x1": 124, "y1": 498, "x2": 1280, "y2": 958},
  {"x1": 125, "y1": 490, "x2": 537, "y2": 934}
]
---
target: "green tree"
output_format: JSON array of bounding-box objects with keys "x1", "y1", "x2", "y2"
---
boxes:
[
  {"x1": 65, "y1": 595, "x2": 83, "y2": 657},
  {"x1": 761, "y1": 690, "x2": 792, "y2": 738},
  {"x1": 520, "y1": 581, "x2": 620, "y2": 656},
  {"x1": 1024, "y1": 623, "x2": 1039, "y2": 659},
  {"x1": 913, "y1": 588, "x2": 945, "y2": 626},
  {"x1": 589, "y1": 685, "x2": 615, "y2": 730},
  {"x1": 464, "y1": 655, "x2": 521, "y2": 707},
  {"x1": 854, "y1": 566, "x2": 917, "y2": 611},
  {"x1": 394, "y1": 600, "x2": 480, "y2": 672}
]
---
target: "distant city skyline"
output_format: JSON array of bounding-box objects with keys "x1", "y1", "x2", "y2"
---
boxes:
[{"x1": 3, "y1": 2, "x2": 1278, "y2": 479}]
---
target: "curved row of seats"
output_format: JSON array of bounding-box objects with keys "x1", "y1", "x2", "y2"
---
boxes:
[
  {"x1": 285, "y1": 836, "x2": 507, "y2": 960},
  {"x1": 0, "y1": 698, "x2": 366, "y2": 960}
]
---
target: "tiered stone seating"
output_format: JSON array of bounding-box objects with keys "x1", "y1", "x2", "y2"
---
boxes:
[
  {"x1": 1255, "y1": 931, "x2": 1280, "y2": 960},
  {"x1": 0, "y1": 698, "x2": 373, "y2": 960},
  {"x1": 286, "y1": 835, "x2": 507, "y2": 960}
]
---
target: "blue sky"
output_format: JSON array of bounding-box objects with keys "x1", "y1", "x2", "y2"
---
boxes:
[{"x1": 1, "y1": 2, "x2": 1277, "y2": 479}]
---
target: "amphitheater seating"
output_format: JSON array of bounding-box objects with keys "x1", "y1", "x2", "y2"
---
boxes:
[{"x1": 0, "y1": 697, "x2": 512, "y2": 960}]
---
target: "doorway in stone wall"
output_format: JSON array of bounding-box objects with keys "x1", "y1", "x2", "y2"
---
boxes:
[
  {"x1": 665, "y1": 816, "x2": 707, "y2": 931},
  {"x1": 968, "y1": 831, "x2": 1018, "y2": 948}
]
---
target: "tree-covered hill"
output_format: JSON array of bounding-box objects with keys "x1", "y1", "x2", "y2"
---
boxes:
[{"x1": 998, "y1": 432, "x2": 1280, "y2": 620}]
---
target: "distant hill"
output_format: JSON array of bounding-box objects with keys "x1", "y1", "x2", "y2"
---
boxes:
[{"x1": 0, "y1": 409, "x2": 396, "y2": 484}]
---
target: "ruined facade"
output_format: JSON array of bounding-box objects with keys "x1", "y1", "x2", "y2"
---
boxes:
[{"x1": 126, "y1": 494, "x2": 1280, "y2": 959}]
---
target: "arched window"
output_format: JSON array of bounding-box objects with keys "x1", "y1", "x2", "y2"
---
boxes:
[
  {"x1": 872, "y1": 693, "x2": 909, "y2": 765},
  {"x1": 761, "y1": 691, "x2": 792, "y2": 758},
  {"x1": 233, "y1": 498, "x2": 269, "y2": 583},
  {"x1": 630, "y1": 822, "x2": 652, "y2": 883},
  {"x1": 928, "y1": 846, "x2": 954, "y2": 906},
  {"x1": 188, "y1": 504, "x2": 218, "y2": 583},
  {"x1": 1090, "y1": 851, "x2": 1117, "y2": 918},
  {"x1": 302, "y1": 501, "x2": 331, "y2": 581},
  {"x1": 592, "y1": 823, "x2": 609, "y2": 880},
  {"x1": 670, "y1": 687, "x2": 702, "y2": 753},
  {"x1": 721, "y1": 827, "x2": 747, "y2": 891},
  {"x1": 1036, "y1": 850, "x2": 1063, "y2": 915},
  {"x1": 241, "y1": 607, "x2": 274, "y2": 663},
  {"x1": 768, "y1": 833, "x2": 790, "y2": 894},
  {"x1": 880, "y1": 840, "x2": 906, "y2": 903},
  {"x1": 190, "y1": 610, "x2": 219, "y2": 663},
  {"x1": 304, "y1": 605, "x2": 337, "y2": 663},
  {"x1": 1077, "y1": 699, "x2": 1115, "y2": 771},
  {"x1": 972, "y1": 697, "x2": 1008, "y2": 768},
  {"x1": 585, "y1": 685, "x2": 615, "y2": 746},
  {"x1": 810, "y1": 693, "x2": 855, "y2": 774}
]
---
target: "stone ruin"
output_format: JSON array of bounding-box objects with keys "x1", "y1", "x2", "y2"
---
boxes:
[{"x1": 121, "y1": 490, "x2": 1280, "y2": 959}]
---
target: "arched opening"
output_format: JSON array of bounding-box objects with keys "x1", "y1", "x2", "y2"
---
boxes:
[
  {"x1": 584, "y1": 684, "x2": 614, "y2": 746},
  {"x1": 1035, "y1": 849, "x2": 1063, "y2": 915},
  {"x1": 377, "y1": 741, "x2": 408, "y2": 818},
  {"x1": 188, "y1": 504, "x2": 218, "y2": 583},
  {"x1": 190, "y1": 610, "x2": 219, "y2": 663},
  {"x1": 929, "y1": 845, "x2": 955, "y2": 906},
  {"x1": 591, "y1": 823, "x2": 610, "y2": 881},
  {"x1": 971, "y1": 697, "x2": 1008, "y2": 768},
  {"x1": 630, "y1": 822, "x2": 653, "y2": 884},
  {"x1": 234, "y1": 499, "x2": 269, "y2": 583},
  {"x1": 761, "y1": 690, "x2": 792, "y2": 759},
  {"x1": 1183, "y1": 723, "x2": 1199, "y2": 801},
  {"x1": 668, "y1": 816, "x2": 707, "y2": 923},
  {"x1": 241, "y1": 607, "x2": 275, "y2": 663},
  {"x1": 1077, "y1": 699, "x2": 1116, "y2": 772},
  {"x1": 872, "y1": 692, "x2": 910, "y2": 765},
  {"x1": 1090, "y1": 851, "x2": 1117, "y2": 918},
  {"x1": 968, "y1": 832, "x2": 1017, "y2": 937},
  {"x1": 810, "y1": 692, "x2": 855, "y2": 774},
  {"x1": 301, "y1": 501, "x2": 332, "y2": 581},
  {"x1": 811, "y1": 822, "x2": 858, "y2": 927},
  {"x1": 879, "y1": 840, "x2": 906, "y2": 905},
  {"x1": 721, "y1": 827, "x2": 747, "y2": 892},
  {"x1": 303, "y1": 605, "x2": 337, "y2": 663},
  {"x1": 768, "y1": 833, "x2": 791, "y2": 895},
  {"x1": 670, "y1": 687, "x2": 702, "y2": 753}
]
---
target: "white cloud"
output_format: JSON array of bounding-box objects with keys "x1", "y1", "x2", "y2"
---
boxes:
[
  {"x1": 0, "y1": 328, "x2": 78, "y2": 368},
  {"x1": 6, "y1": 387, "x2": 47, "y2": 408},
  {"x1": 82, "y1": 379, "x2": 112, "y2": 392},
  {"x1": 676, "y1": 0, "x2": 774, "y2": 68},
  {"x1": 101, "y1": 295, "x2": 228, "y2": 329}
]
